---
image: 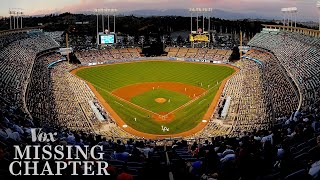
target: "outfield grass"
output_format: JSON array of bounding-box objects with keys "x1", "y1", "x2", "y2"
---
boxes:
[
  {"x1": 75, "y1": 61, "x2": 235, "y2": 135},
  {"x1": 75, "y1": 61, "x2": 234, "y2": 91},
  {"x1": 130, "y1": 89, "x2": 191, "y2": 113}
]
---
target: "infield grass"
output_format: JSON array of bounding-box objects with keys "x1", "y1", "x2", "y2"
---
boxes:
[{"x1": 130, "y1": 89, "x2": 191, "y2": 113}]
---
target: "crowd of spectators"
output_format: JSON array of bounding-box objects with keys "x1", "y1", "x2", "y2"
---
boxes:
[
  {"x1": 0, "y1": 31, "x2": 29, "y2": 49},
  {"x1": 249, "y1": 30, "x2": 320, "y2": 111},
  {"x1": 0, "y1": 31, "x2": 59, "y2": 112},
  {"x1": 244, "y1": 50, "x2": 299, "y2": 119},
  {"x1": 45, "y1": 31, "x2": 64, "y2": 45},
  {"x1": 1, "y1": 91, "x2": 320, "y2": 179},
  {"x1": 0, "y1": 96, "x2": 167, "y2": 179},
  {"x1": 171, "y1": 106, "x2": 320, "y2": 180},
  {"x1": 196, "y1": 59, "x2": 273, "y2": 138},
  {"x1": 75, "y1": 48, "x2": 141, "y2": 65},
  {"x1": 165, "y1": 47, "x2": 232, "y2": 62}
]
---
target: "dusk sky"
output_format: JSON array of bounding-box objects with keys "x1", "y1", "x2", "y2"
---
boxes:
[{"x1": 1, "y1": 0, "x2": 319, "y2": 21}]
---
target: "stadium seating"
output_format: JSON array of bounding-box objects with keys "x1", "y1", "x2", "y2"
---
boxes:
[
  {"x1": 243, "y1": 50, "x2": 299, "y2": 119},
  {"x1": 165, "y1": 47, "x2": 232, "y2": 62},
  {"x1": 249, "y1": 31, "x2": 320, "y2": 111},
  {"x1": 0, "y1": 32, "x2": 59, "y2": 111},
  {"x1": 1, "y1": 28, "x2": 320, "y2": 179},
  {"x1": 75, "y1": 47, "x2": 142, "y2": 64}
]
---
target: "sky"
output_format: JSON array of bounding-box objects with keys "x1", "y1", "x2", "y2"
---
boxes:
[{"x1": 1, "y1": 0, "x2": 319, "y2": 21}]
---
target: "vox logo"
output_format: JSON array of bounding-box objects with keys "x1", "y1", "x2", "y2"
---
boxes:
[{"x1": 31, "y1": 128, "x2": 58, "y2": 142}]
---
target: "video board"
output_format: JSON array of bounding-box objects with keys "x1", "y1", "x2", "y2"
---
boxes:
[{"x1": 99, "y1": 34, "x2": 116, "y2": 44}]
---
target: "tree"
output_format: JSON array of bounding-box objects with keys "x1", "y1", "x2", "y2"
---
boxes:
[
  {"x1": 229, "y1": 46, "x2": 240, "y2": 61},
  {"x1": 166, "y1": 35, "x2": 172, "y2": 46},
  {"x1": 134, "y1": 35, "x2": 139, "y2": 45},
  {"x1": 122, "y1": 36, "x2": 128, "y2": 46},
  {"x1": 176, "y1": 35, "x2": 183, "y2": 45}
]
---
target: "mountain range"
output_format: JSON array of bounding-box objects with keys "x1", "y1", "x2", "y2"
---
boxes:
[{"x1": 118, "y1": 9, "x2": 280, "y2": 21}]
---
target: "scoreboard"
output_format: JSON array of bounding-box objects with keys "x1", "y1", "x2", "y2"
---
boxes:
[{"x1": 99, "y1": 34, "x2": 116, "y2": 44}]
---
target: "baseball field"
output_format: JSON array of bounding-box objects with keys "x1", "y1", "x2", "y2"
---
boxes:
[{"x1": 73, "y1": 61, "x2": 236, "y2": 137}]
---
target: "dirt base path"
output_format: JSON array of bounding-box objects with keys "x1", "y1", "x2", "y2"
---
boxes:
[{"x1": 71, "y1": 60, "x2": 240, "y2": 139}]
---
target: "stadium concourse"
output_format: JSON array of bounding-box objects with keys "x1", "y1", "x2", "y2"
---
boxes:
[{"x1": 0, "y1": 26, "x2": 320, "y2": 180}]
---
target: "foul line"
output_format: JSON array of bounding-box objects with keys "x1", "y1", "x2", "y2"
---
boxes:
[
  {"x1": 91, "y1": 83, "x2": 162, "y2": 117},
  {"x1": 166, "y1": 82, "x2": 221, "y2": 115},
  {"x1": 198, "y1": 99, "x2": 207, "y2": 104},
  {"x1": 114, "y1": 101, "x2": 124, "y2": 107}
]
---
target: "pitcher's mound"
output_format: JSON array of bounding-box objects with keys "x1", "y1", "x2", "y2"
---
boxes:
[{"x1": 155, "y1": 98, "x2": 167, "y2": 104}]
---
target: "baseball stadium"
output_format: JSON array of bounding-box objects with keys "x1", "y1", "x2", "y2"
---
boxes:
[{"x1": 1, "y1": 1, "x2": 320, "y2": 179}]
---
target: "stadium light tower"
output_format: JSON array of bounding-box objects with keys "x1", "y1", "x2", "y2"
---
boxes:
[
  {"x1": 94, "y1": 8, "x2": 100, "y2": 47},
  {"x1": 9, "y1": 8, "x2": 12, "y2": 29},
  {"x1": 15, "y1": 9, "x2": 24, "y2": 29},
  {"x1": 101, "y1": 9, "x2": 105, "y2": 34},
  {"x1": 104, "y1": 8, "x2": 118, "y2": 33},
  {"x1": 12, "y1": 9, "x2": 16, "y2": 29},
  {"x1": 20, "y1": 10, "x2": 24, "y2": 29},
  {"x1": 281, "y1": 8, "x2": 285, "y2": 26},
  {"x1": 317, "y1": 1, "x2": 320, "y2": 30},
  {"x1": 292, "y1": 7, "x2": 298, "y2": 27},
  {"x1": 188, "y1": 8, "x2": 213, "y2": 33},
  {"x1": 16, "y1": 9, "x2": 19, "y2": 29},
  {"x1": 291, "y1": 7, "x2": 298, "y2": 27},
  {"x1": 281, "y1": 7, "x2": 297, "y2": 27},
  {"x1": 281, "y1": 8, "x2": 290, "y2": 27}
]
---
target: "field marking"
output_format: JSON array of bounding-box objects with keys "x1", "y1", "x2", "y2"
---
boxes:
[
  {"x1": 166, "y1": 82, "x2": 221, "y2": 115},
  {"x1": 198, "y1": 99, "x2": 207, "y2": 104},
  {"x1": 91, "y1": 83, "x2": 163, "y2": 117},
  {"x1": 114, "y1": 101, "x2": 124, "y2": 107}
]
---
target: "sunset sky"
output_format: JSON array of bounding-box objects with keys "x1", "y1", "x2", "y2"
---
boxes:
[{"x1": 1, "y1": 0, "x2": 319, "y2": 20}]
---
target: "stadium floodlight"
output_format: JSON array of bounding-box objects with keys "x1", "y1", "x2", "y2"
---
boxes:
[
  {"x1": 281, "y1": 7, "x2": 298, "y2": 27},
  {"x1": 188, "y1": 8, "x2": 213, "y2": 12},
  {"x1": 94, "y1": 8, "x2": 100, "y2": 47},
  {"x1": 16, "y1": 9, "x2": 20, "y2": 29},
  {"x1": 281, "y1": 8, "x2": 290, "y2": 27},
  {"x1": 189, "y1": 8, "x2": 213, "y2": 33},
  {"x1": 289, "y1": 7, "x2": 298, "y2": 27},
  {"x1": 101, "y1": 9, "x2": 105, "y2": 35},
  {"x1": 12, "y1": 8, "x2": 19, "y2": 29},
  {"x1": 20, "y1": 11, "x2": 24, "y2": 28},
  {"x1": 15, "y1": 8, "x2": 24, "y2": 29},
  {"x1": 9, "y1": 8, "x2": 13, "y2": 29},
  {"x1": 317, "y1": 1, "x2": 320, "y2": 30},
  {"x1": 105, "y1": 8, "x2": 118, "y2": 34},
  {"x1": 10, "y1": 9, "x2": 16, "y2": 29},
  {"x1": 281, "y1": 8, "x2": 286, "y2": 26}
]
